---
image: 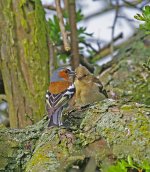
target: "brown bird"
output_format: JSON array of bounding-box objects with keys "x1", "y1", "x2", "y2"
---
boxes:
[{"x1": 74, "y1": 66, "x2": 108, "y2": 107}]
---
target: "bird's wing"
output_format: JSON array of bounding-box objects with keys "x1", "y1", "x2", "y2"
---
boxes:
[
  {"x1": 92, "y1": 77, "x2": 108, "y2": 98},
  {"x1": 92, "y1": 77, "x2": 103, "y2": 88},
  {"x1": 46, "y1": 84, "x2": 75, "y2": 112}
]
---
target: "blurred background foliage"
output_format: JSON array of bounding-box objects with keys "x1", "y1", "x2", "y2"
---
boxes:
[{"x1": 43, "y1": 0, "x2": 150, "y2": 71}]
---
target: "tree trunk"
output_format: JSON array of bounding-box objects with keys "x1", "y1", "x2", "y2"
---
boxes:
[{"x1": 0, "y1": 0, "x2": 49, "y2": 128}]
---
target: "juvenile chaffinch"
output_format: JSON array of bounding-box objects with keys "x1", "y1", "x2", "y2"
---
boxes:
[
  {"x1": 74, "y1": 66, "x2": 108, "y2": 106},
  {"x1": 46, "y1": 67, "x2": 75, "y2": 127}
]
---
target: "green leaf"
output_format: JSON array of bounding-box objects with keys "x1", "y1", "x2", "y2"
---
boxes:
[
  {"x1": 58, "y1": 54, "x2": 69, "y2": 63},
  {"x1": 134, "y1": 5, "x2": 150, "y2": 34},
  {"x1": 127, "y1": 155, "x2": 134, "y2": 166},
  {"x1": 134, "y1": 14, "x2": 145, "y2": 21}
]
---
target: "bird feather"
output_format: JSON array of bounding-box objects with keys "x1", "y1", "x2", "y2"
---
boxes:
[{"x1": 46, "y1": 84, "x2": 75, "y2": 126}]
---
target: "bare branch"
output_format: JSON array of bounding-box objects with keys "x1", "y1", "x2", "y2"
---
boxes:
[
  {"x1": 118, "y1": 15, "x2": 135, "y2": 22},
  {"x1": 84, "y1": 6, "x2": 115, "y2": 21},
  {"x1": 55, "y1": 0, "x2": 70, "y2": 51},
  {"x1": 91, "y1": 32, "x2": 123, "y2": 62},
  {"x1": 43, "y1": 5, "x2": 57, "y2": 11},
  {"x1": 81, "y1": 42, "x2": 98, "y2": 53},
  {"x1": 84, "y1": 1, "x2": 146, "y2": 22},
  {"x1": 122, "y1": 0, "x2": 142, "y2": 10}
]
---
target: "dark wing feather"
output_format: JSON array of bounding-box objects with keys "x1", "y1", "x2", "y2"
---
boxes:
[
  {"x1": 92, "y1": 77, "x2": 108, "y2": 98},
  {"x1": 45, "y1": 84, "x2": 75, "y2": 126}
]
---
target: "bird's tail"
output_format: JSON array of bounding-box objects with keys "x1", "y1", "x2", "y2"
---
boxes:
[{"x1": 48, "y1": 107, "x2": 63, "y2": 127}]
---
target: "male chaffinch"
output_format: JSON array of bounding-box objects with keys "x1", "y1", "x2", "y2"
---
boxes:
[
  {"x1": 74, "y1": 66, "x2": 108, "y2": 107},
  {"x1": 46, "y1": 67, "x2": 75, "y2": 127}
]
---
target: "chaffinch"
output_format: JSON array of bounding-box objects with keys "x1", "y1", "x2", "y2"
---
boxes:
[
  {"x1": 74, "y1": 66, "x2": 108, "y2": 107},
  {"x1": 46, "y1": 67, "x2": 75, "y2": 127}
]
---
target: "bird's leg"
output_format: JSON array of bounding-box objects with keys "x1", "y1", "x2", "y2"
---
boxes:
[
  {"x1": 58, "y1": 113, "x2": 63, "y2": 126},
  {"x1": 48, "y1": 117, "x2": 58, "y2": 128},
  {"x1": 57, "y1": 107, "x2": 64, "y2": 127}
]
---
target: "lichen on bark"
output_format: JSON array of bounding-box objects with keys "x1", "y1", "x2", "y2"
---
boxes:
[
  {"x1": 0, "y1": 0, "x2": 49, "y2": 128},
  {"x1": 0, "y1": 99, "x2": 149, "y2": 171},
  {"x1": 100, "y1": 32, "x2": 150, "y2": 105}
]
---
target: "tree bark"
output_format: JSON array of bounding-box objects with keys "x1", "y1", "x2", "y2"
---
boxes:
[
  {"x1": 68, "y1": 0, "x2": 80, "y2": 70},
  {"x1": 0, "y1": 99, "x2": 149, "y2": 171},
  {"x1": 0, "y1": 0, "x2": 49, "y2": 128}
]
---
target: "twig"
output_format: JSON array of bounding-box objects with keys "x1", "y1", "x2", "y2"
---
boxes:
[
  {"x1": 122, "y1": 0, "x2": 142, "y2": 10},
  {"x1": 81, "y1": 42, "x2": 98, "y2": 53},
  {"x1": 91, "y1": 32, "x2": 123, "y2": 62},
  {"x1": 103, "y1": 32, "x2": 123, "y2": 51},
  {"x1": 43, "y1": 5, "x2": 57, "y2": 11},
  {"x1": 84, "y1": 1, "x2": 146, "y2": 22},
  {"x1": 84, "y1": 6, "x2": 115, "y2": 21},
  {"x1": 55, "y1": 0, "x2": 70, "y2": 51},
  {"x1": 118, "y1": 15, "x2": 135, "y2": 22}
]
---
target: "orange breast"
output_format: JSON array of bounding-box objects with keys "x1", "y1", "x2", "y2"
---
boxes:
[
  {"x1": 58, "y1": 71, "x2": 68, "y2": 80},
  {"x1": 49, "y1": 81, "x2": 71, "y2": 94}
]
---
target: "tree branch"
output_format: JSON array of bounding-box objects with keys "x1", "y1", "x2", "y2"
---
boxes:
[
  {"x1": 84, "y1": 1, "x2": 146, "y2": 22},
  {"x1": 43, "y1": 5, "x2": 57, "y2": 11},
  {"x1": 84, "y1": 6, "x2": 115, "y2": 21},
  {"x1": 55, "y1": 0, "x2": 70, "y2": 51},
  {"x1": 79, "y1": 55, "x2": 95, "y2": 73},
  {"x1": 68, "y1": 0, "x2": 80, "y2": 69}
]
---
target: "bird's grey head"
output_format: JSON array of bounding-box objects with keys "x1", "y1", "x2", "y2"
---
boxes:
[{"x1": 50, "y1": 67, "x2": 74, "y2": 82}]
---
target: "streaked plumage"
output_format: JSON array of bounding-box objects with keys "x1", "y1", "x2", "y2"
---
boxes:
[{"x1": 74, "y1": 66, "x2": 108, "y2": 106}]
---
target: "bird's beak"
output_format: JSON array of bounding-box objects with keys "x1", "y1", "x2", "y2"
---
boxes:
[{"x1": 68, "y1": 70, "x2": 75, "y2": 76}]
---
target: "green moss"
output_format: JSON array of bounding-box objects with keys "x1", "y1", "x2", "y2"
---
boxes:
[
  {"x1": 0, "y1": 133, "x2": 20, "y2": 171},
  {"x1": 25, "y1": 143, "x2": 60, "y2": 172},
  {"x1": 101, "y1": 33, "x2": 150, "y2": 105},
  {"x1": 120, "y1": 105, "x2": 133, "y2": 111}
]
